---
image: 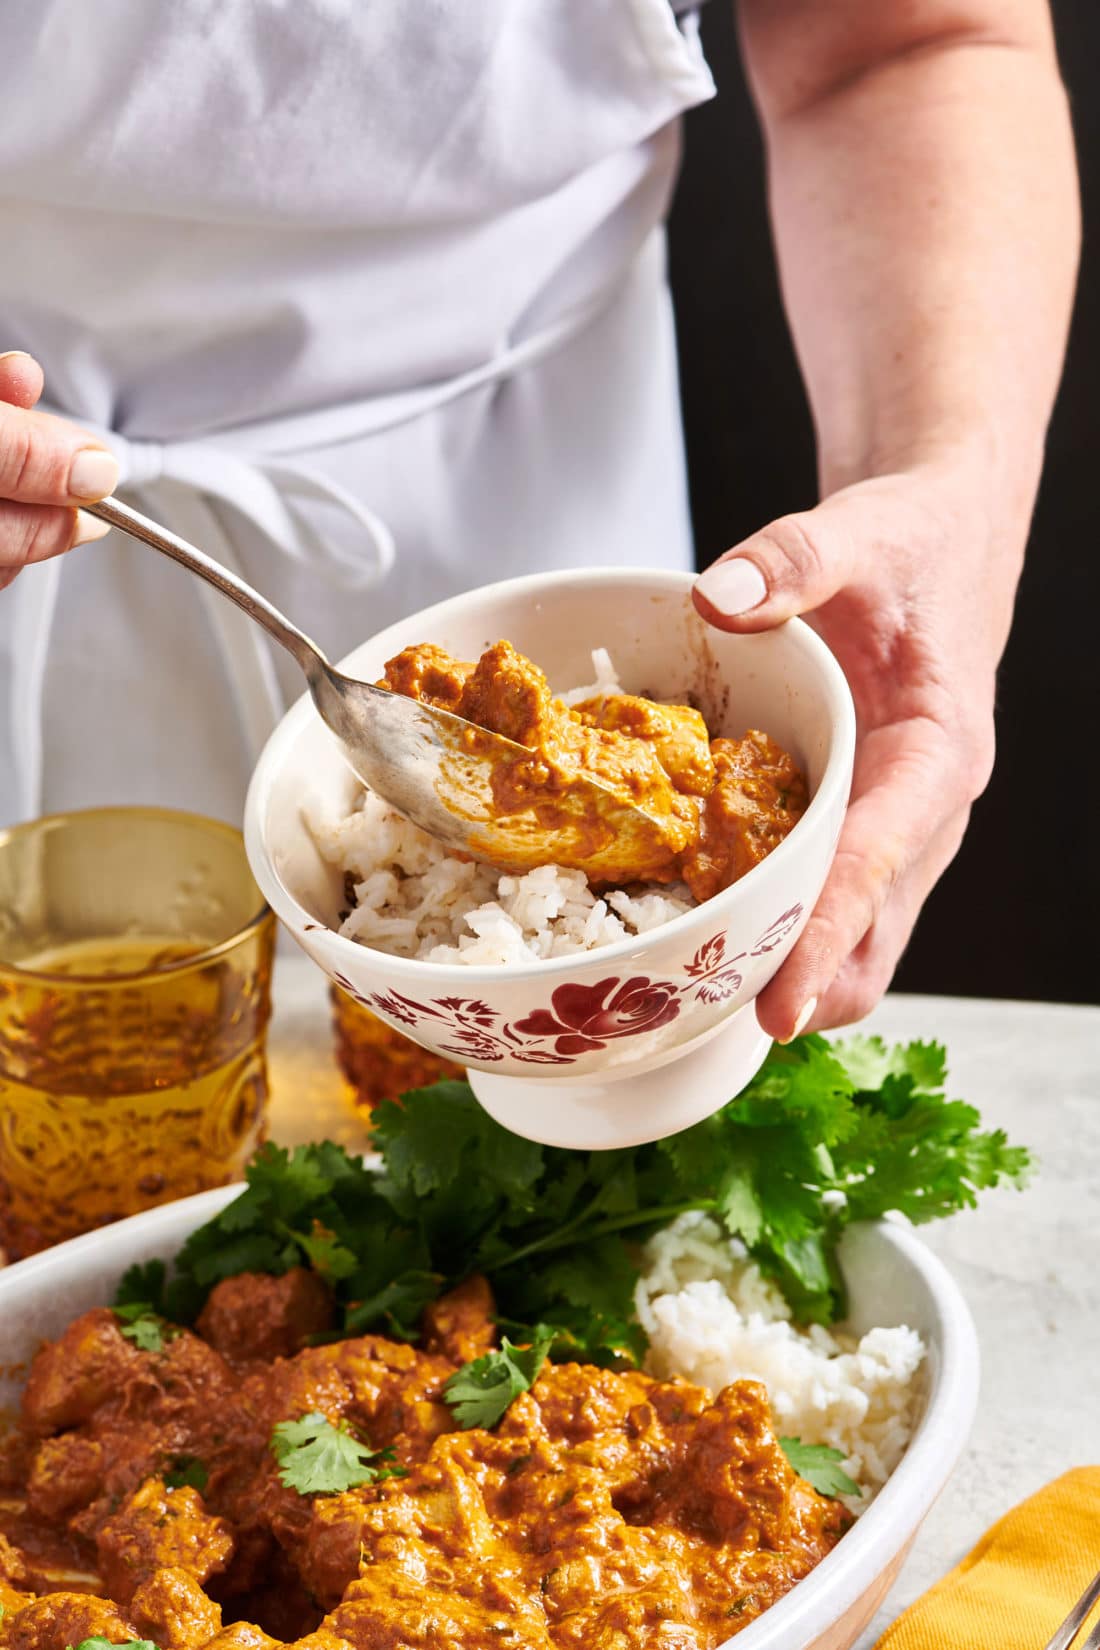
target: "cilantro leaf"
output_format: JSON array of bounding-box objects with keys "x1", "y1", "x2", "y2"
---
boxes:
[
  {"x1": 270, "y1": 1412, "x2": 406, "y2": 1496},
  {"x1": 72, "y1": 1639, "x2": 159, "y2": 1650},
  {"x1": 72, "y1": 1636, "x2": 159, "y2": 1650},
  {"x1": 245, "y1": 1142, "x2": 346, "y2": 1219},
  {"x1": 541, "y1": 1313, "x2": 648, "y2": 1369},
  {"x1": 343, "y1": 1269, "x2": 441, "y2": 1340},
  {"x1": 163, "y1": 1456, "x2": 208, "y2": 1492},
  {"x1": 293, "y1": 1227, "x2": 360, "y2": 1282},
  {"x1": 163, "y1": 1140, "x2": 400, "y2": 1322},
  {"x1": 372, "y1": 1082, "x2": 543, "y2": 1205},
  {"x1": 114, "y1": 1304, "x2": 176, "y2": 1353},
  {"x1": 779, "y1": 1437, "x2": 860, "y2": 1498},
  {"x1": 833, "y1": 1080, "x2": 1032, "y2": 1227},
  {"x1": 727, "y1": 1040, "x2": 857, "y2": 1145},
  {"x1": 443, "y1": 1328, "x2": 555, "y2": 1429},
  {"x1": 716, "y1": 1160, "x2": 765, "y2": 1249},
  {"x1": 115, "y1": 1260, "x2": 166, "y2": 1314},
  {"x1": 833, "y1": 1035, "x2": 948, "y2": 1098},
  {"x1": 525, "y1": 1238, "x2": 640, "y2": 1325}
]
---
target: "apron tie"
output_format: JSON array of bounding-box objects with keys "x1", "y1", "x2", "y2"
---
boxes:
[{"x1": 108, "y1": 432, "x2": 397, "y2": 590}]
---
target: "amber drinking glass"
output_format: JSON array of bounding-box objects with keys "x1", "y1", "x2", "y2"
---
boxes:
[
  {"x1": 331, "y1": 984, "x2": 463, "y2": 1119},
  {"x1": 0, "y1": 808, "x2": 276, "y2": 1258}
]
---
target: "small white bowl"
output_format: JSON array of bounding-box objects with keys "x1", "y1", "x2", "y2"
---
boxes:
[
  {"x1": 0, "y1": 1201, "x2": 978, "y2": 1650},
  {"x1": 244, "y1": 568, "x2": 855, "y2": 1148}
]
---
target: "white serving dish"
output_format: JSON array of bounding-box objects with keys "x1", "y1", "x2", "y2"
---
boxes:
[
  {"x1": 0, "y1": 1196, "x2": 977, "y2": 1650},
  {"x1": 243, "y1": 567, "x2": 855, "y2": 1150}
]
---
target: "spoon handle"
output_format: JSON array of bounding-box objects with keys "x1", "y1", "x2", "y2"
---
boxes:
[{"x1": 85, "y1": 496, "x2": 329, "y2": 680}]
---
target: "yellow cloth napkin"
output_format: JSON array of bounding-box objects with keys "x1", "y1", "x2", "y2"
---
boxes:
[{"x1": 876, "y1": 1469, "x2": 1100, "y2": 1649}]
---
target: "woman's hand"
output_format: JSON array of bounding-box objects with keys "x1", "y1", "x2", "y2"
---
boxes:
[
  {"x1": 719, "y1": 2, "x2": 1077, "y2": 1036},
  {"x1": 694, "y1": 455, "x2": 1018, "y2": 1040},
  {"x1": 0, "y1": 351, "x2": 118, "y2": 592}
]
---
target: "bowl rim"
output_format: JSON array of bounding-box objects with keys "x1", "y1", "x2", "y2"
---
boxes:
[
  {"x1": 0, "y1": 1197, "x2": 977, "y2": 1650},
  {"x1": 244, "y1": 567, "x2": 856, "y2": 984},
  {"x1": 0, "y1": 806, "x2": 272, "y2": 984}
]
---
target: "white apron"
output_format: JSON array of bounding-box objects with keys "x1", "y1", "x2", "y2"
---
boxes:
[{"x1": 0, "y1": 1, "x2": 715, "y2": 824}]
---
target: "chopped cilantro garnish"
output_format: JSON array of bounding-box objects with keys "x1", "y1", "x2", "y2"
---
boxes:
[
  {"x1": 71, "y1": 1640, "x2": 159, "y2": 1650},
  {"x1": 113, "y1": 1303, "x2": 176, "y2": 1353},
  {"x1": 443, "y1": 1328, "x2": 555, "y2": 1430},
  {"x1": 270, "y1": 1412, "x2": 407, "y2": 1496},
  {"x1": 163, "y1": 1456, "x2": 208, "y2": 1492},
  {"x1": 779, "y1": 1437, "x2": 860, "y2": 1498}
]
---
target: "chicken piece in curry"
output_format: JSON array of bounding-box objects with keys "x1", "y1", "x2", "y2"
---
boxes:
[
  {"x1": 0, "y1": 1272, "x2": 847, "y2": 1650},
  {"x1": 382, "y1": 641, "x2": 807, "y2": 895}
]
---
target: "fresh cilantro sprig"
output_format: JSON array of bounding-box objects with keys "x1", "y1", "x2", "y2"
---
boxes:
[
  {"x1": 270, "y1": 1412, "x2": 407, "y2": 1496},
  {"x1": 116, "y1": 1038, "x2": 1030, "y2": 1356},
  {"x1": 147, "y1": 1139, "x2": 437, "y2": 1335},
  {"x1": 443, "y1": 1328, "x2": 555, "y2": 1429},
  {"x1": 779, "y1": 1437, "x2": 860, "y2": 1499}
]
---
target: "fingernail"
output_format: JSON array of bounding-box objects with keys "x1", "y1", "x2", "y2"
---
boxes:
[
  {"x1": 778, "y1": 997, "x2": 818, "y2": 1044},
  {"x1": 68, "y1": 448, "x2": 119, "y2": 501},
  {"x1": 695, "y1": 557, "x2": 768, "y2": 616},
  {"x1": 72, "y1": 509, "x2": 111, "y2": 546},
  {"x1": 792, "y1": 996, "x2": 817, "y2": 1037},
  {"x1": 0, "y1": 350, "x2": 33, "y2": 363}
]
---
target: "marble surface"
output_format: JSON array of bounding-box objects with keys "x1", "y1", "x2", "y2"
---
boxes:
[{"x1": 265, "y1": 955, "x2": 1100, "y2": 1645}]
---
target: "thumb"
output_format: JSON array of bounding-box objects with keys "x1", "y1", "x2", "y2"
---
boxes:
[
  {"x1": 692, "y1": 502, "x2": 860, "y2": 632},
  {"x1": 0, "y1": 350, "x2": 45, "y2": 412}
]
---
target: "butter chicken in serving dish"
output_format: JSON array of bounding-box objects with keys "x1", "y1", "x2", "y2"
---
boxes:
[{"x1": 0, "y1": 1273, "x2": 843, "y2": 1650}]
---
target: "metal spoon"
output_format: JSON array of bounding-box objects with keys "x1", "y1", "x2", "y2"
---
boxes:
[{"x1": 86, "y1": 496, "x2": 669, "y2": 877}]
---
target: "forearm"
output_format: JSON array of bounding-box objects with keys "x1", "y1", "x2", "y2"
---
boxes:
[{"x1": 738, "y1": 4, "x2": 1079, "y2": 533}]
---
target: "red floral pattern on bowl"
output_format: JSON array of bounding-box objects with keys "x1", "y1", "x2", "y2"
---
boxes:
[{"x1": 333, "y1": 905, "x2": 803, "y2": 1069}]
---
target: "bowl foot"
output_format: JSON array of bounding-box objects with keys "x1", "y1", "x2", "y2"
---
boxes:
[{"x1": 468, "y1": 1005, "x2": 774, "y2": 1149}]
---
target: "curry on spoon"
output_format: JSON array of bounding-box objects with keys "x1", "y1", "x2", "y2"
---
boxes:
[{"x1": 85, "y1": 496, "x2": 682, "y2": 878}]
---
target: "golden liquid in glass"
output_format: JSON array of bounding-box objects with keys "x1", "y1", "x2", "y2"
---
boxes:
[{"x1": 0, "y1": 930, "x2": 273, "y2": 1258}]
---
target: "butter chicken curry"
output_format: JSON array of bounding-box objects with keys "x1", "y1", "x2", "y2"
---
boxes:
[
  {"x1": 0, "y1": 1272, "x2": 846, "y2": 1650},
  {"x1": 382, "y1": 642, "x2": 807, "y2": 895}
]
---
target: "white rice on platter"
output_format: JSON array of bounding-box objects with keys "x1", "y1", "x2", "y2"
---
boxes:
[
  {"x1": 636, "y1": 1213, "x2": 925, "y2": 1511},
  {"x1": 307, "y1": 649, "x2": 696, "y2": 965}
]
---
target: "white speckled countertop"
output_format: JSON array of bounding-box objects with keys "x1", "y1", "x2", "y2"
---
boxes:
[{"x1": 266, "y1": 955, "x2": 1100, "y2": 1645}]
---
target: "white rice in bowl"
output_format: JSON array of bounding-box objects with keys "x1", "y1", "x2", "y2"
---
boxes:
[
  {"x1": 308, "y1": 789, "x2": 695, "y2": 964},
  {"x1": 306, "y1": 650, "x2": 696, "y2": 965},
  {"x1": 636, "y1": 1213, "x2": 925, "y2": 1512}
]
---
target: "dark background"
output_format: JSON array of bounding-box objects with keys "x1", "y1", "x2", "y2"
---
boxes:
[{"x1": 668, "y1": 2, "x2": 1098, "y2": 1007}]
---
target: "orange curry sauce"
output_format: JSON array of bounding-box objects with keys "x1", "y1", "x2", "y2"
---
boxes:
[
  {"x1": 382, "y1": 642, "x2": 808, "y2": 898},
  {"x1": 0, "y1": 1274, "x2": 846, "y2": 1650}
]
